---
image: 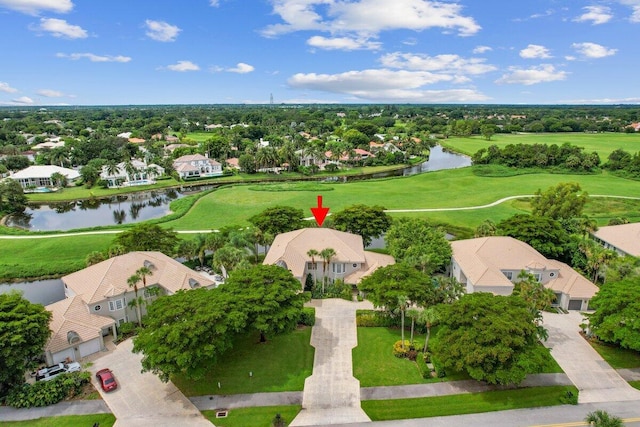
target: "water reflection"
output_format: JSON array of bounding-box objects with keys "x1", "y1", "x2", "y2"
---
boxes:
[{"x1": 7, "y1": 190, "x2": 185, "y2": 232}]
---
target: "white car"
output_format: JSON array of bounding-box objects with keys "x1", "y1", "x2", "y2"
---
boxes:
[{"x1": 35, "y1": 362, "x2": 81, "y2": 381}]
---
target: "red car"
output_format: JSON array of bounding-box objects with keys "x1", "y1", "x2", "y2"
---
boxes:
[{"x1": 95, "y1": 368, "x2": 118, "y2": 392}]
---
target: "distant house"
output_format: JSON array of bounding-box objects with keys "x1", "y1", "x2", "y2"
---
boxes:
[
  {"x1": 165, "y1": 135, "x2": 180, "y2": 143},
  {"x1": 173, "y1": 154, "x2": 223, "y2": 179},
  {"x1": 296, "y1": 149, "x2": 329, "y2": 169},
  {"x1": 164, "y1": 143, "x2": 189, "y2": 155},
  {"x1": 128, "y1": 137, "x2": 146, "y2": 144},
  {"x1": 263, "y1": 228, "x2": 395, "y2": 287},
  {"x1": 450, "y1": 236, "x2": 598, "y2": 311},
  {"x1": 9, "y1": 165, "x2": 80, "y2": 189},
  {"x1": 99, "y1": 160, "x2": 164, "y2": 188},
  {"x1": 627, "y1": 123, "x2": 640, "y2": 132},
  {"x1": 325, "y1": 148, "x2": 374, "y2": 163},
  {"x1": 592, "y1": 223, "x2": 640, "y2": 257},
  {"x1": 225, "y1": 157, "x2": 240, "y2": 170}
]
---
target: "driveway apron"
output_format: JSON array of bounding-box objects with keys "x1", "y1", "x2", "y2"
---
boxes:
[
  {"x1": 542, "y1": 311, "x2": 640, "y2": 404},
  {"x1": 291, "y1": 299, "x2": 371, "y2": 426},
  {"x1": 88, "y1": 338, "x2": 213, "y2": 427}
]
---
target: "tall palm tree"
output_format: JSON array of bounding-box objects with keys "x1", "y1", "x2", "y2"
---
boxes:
[
  {"x1": 406, "y1": 307, "x2": 421, "y2": 345},
  {"x1": 396, "y1": 296, "x2": 409, "y2": 350},
  {"x1": 320, "y1": 248, "x2": 336, "y2": 294},
  {"x1": 306, "y1": 249, "x2": 319, "y2": 285},
  {"x1": 420, "y1": 307, "x2": 439, "y2": 354},
  {"x1": 126, "y1": 273, "x2": 143, "y2": 327},
  {"x1": 585, "y1": 410, "x2": 623, "y2": 427}
]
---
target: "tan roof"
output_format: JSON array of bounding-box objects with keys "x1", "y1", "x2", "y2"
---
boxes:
[
  {"x1": 263, "y1": 228, "x2": 393, "y2": 281},
  {"x1": 45, "y1": 296, "x2": 114, "y2": 354},
  {"x1": 344, "y1": 251, "x2": 395, "y2": 284},
  {"x1": 592, "y1": 222, "x2": 640, "y2": 256},
  {"x1": 62, "y1": 251, "x2": 214, "y2": 304},
  {"x1": 452, "y1": 236, "x2": 598, "y2": 298}
]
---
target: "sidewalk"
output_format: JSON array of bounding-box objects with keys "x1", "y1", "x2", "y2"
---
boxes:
[{"x1": 0, "y1": 400, "x2": 110, "y2": 422}]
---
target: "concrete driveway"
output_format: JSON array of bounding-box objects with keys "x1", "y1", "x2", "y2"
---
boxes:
[
  {"x1": 542, "y1": 311, "x2": 640, "y2": 404},
  {"x1": 88, "y1": 338, "x2": 213, "y2": 427}
]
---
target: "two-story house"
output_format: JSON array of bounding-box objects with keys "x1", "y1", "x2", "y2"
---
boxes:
[
  {"x1": 173, "y1": 154, "x2": 223, "y2": 179},
  {"x1": 99, "y1": 160, "x2": 164, "y2": 188}
]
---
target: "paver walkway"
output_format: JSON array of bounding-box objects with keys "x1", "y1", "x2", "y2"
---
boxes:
[
  {"x1": 290, "y1": 299, "x2": 371, "y2": 426},
  {"x1": 542, "y1": 311, "x2": 640, "y2": 404}
]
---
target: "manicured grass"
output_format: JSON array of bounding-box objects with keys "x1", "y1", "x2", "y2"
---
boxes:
[
  {"x1": 202, "y1": 406, "x2": 301, "y2": 427},
  {"x1": 173, "y1": 327, "x2": 314, "y2": 396},
  {"x1": 630, "y1": 381, "x2": 640, "y2": 390},
  {"x1": 441, "y1": 133, "x2": 640, "y2": 160},
  {"x1": 0, "y1": 414, "x2": 116, "y2": 427},
  {"x1": 361, "y1": 386, "x2": 578, "y2": 421},
  {"x1": 588, "y1": 340, "x2": 640, "y2": 369}
]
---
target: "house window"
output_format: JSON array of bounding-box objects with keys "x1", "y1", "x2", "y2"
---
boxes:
[
  {"x1": 117, "y1": 317, "x2": 128, "y2": 326},
  {"x1": 109, "y1": 298, "x2": 125, "y2": 311},
  {"x1": 332, "y1": 263, "x2": 345, "y2": 274},
  {"x1": 94, "y1": 305, "x2": 101, "y2": 311},
  {"x1": 307, "y1": 262, "x2": 317, "y2": 270},
  {"x1": 503, "y1": 271, "x2": 513, "y2": 280},
  {"x1": 534, "y1": 273, "x2": 542, "y2": 282}
]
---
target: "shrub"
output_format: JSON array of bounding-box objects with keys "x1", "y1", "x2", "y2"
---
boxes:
[
  {"x1": 431, "y1": 355, "x2": 446, "y2": 378},
  {"x1": 416, "y1": 353, "x2": 432, "y2": 378},
  {"x1": 560, "y1": 388, "x2": 578, "y2": 405},
  {"x1": 407, "y1": 349, "x2": 418, "y2": 361},
  {"x1": 5, "y1": 371, "x2": 90, "y2": 408},
  {"x1": 324, "y1": 163, "x2": 339, "y2": 173},
  {"x1": 393, "y1": 340, "x2": 411, "y2": 358},
  {"x1": 356, "y1": 310, "x2": 400, "y2": 327},
  {"x1": 298, "y1": 307, "x2": 316, "y2": 326},
  {"x1": 118, "y1": 321, "x2": 137, "y2": 337}
]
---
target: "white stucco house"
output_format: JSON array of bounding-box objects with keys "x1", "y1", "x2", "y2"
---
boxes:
[
  {"x1": 263, "y1": 228, "x2": 395, "y2": 286},
  {"x1": 9, "y1": 165, "x2": 80, "y2": 189},
  {"x1": 173, "y1": 154, "x2": 223, "y2": 179},
  {"x1": 99, "y1": 160, "x2": 164, "y2": 188},
  {"x1": 591, "y1": 222, "x2": 640, "y2": 257},
  {"x1": 450, "y1": 236, "x2": 598, "y2": 311}
]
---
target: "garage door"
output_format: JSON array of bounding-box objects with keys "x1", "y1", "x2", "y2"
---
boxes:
[
  {"x1": 52, "y1": 347, "x2": 75, "y2": 364},
  {"x1": 568, "y1": 299, "x2": 583, "y2": 310},
  {"x1": 79, "y1": 339, "x2": 101, "y2": 358}
]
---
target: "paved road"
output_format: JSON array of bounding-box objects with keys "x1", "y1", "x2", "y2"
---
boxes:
[
  {"x1": 542, "y1": 311, "x2": 640, "y2": 404},
  {"x1": 290, "y1": 299, "x2": 371, "y2": 427},
  {"x1": 87, "y1": 339, "x2": 213, "y2": 427}
]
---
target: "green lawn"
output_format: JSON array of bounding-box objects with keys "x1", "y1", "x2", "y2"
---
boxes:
[
  {"x1": 202, "y1": 406, "x2": 301, "y2": 427},
  {"x1": 630, "y1": 381, "x2": 640, "y2": 390},
  {"x1": 0, "y1": 414, "x2": 116, "y2": 427},
  {"x1": 440, "y1": 133, "x2": 640, "y2": 160},
  {"x1": 173, "y1": 327, "x2": 314, "y2": 396},
  {"x1": 361, "y1": 386, "x2": 578, "y2": 421},
  {"x1": 588, "y1": 340, "x2": 640, "y2": 369}
]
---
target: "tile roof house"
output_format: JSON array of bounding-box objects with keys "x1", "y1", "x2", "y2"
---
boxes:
[
  {"x1": 592, "y1": 222, "x2": 640, "y2": 257},
  {"x1": 451, "y1": 236, "x2": 598, "y2": 311},
  {"x1": 44, "y1": 296, "x2": 116, "y2": 365},
  {"x1": 173, "y1": 154, "x2": 223, "y2": 179},
  {"x1": 99, "y1": 160, "x2": 164, "y2": 188},
  {"x1": 263, "y1": 228, "x2": 395, "y2": 286},
  {"x1": 9, "y1": 165, "x2": 80, "y2": 189}
]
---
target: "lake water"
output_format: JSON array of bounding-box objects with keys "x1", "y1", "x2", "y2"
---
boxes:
[
  {"x1": 0, "y1": 279, "x2": 65, "y2": 306},
  {"x1": 403, "y1": 144, "x2": 471, "y2": 175}
]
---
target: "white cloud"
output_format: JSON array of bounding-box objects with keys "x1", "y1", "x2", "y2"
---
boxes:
[
  {"x1": 495, "y1": 64, "x2": 568, "y2": 85},
  {"x1": 210, "y1": 0, "x2": 220, "y2": 5},
  {"x1": 56, "y1": 52, "x2": 132, "y2": 62},
  {"x1": 32, "y1": 17, "x2": 87, "y2": 38},
  {"x1": 380, "y1": 52, "x2": 496, "y2": 75},
  {"x1": 12, "y1": 96, "x2": 34, "y2": 105},
  {"x1": 520, "y1": 44, "x2": 552, "y2": 59},
  {"x1": 37, "y1": 89, "x2": 65, "y2": 97},
  {"x1": 556, "y1": 96, "x2": 640, "y2": 104},
  {"x1": 227, "y1": 62, "x2": 254, "y2": 73},
  {"x1": 307, "y1": 36, "x2": 381, "y2": 51},
  {"x1": 571, "y1": 42, "x2": 617, "y2": 58},
  {"x1": 0, "y1": 82, "x2": 18, "y2": 93},
  {"x1": 145, "y1": 20, "x2": 181, "y2": 42},
  {"x1": 262, "y1": 0, "x2": 480, "y2": 38},
  {"x1": 616, "y1": 0, "x2": 640, "y2": 22},
  {"x1": 473, "y1": 45, "x2": 492, "y2": 54},
  {"x1": 574, "y1": 6, "x2": 613, "y2": 25},
  {"x1": 0, "y1": 0, "x2": 72, "y2": 15},
  {"x1": 166, "y1": 60, "x2": 200, "y2": 72}
]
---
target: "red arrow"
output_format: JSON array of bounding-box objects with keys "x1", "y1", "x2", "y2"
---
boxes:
[{"x1": 310, "y1": 195, "x2": 330, "y2": 227}]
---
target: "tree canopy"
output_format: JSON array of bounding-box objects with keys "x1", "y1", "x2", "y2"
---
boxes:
[
  {"x1": 588, "y1": 278, "x2": 640, "y2": 351},
  {"x1": 531, "y1": 182, "x2": 588, "y2": 221},
  {"x1": 385, "y1": 218, "x2": 452, "y2": 274},
  {"x1": 432, "y1": 293, "x2": 549, "y2": 385},
  {"x1": 0, "y1": 179, "x2": 27, "y2": 215},
  {"x1": 358, "y1": 263, "x2": 438, "y2": 310},
  {"x1": 0, "y1": 292, "x2": 52, "y2": 395},
  {"x1": 331, "y1": 204, "x2": 392, "y2": 246},
  {"x1": 112, "y1": 223, "x2": 179, "y2": 254},
  {"x1": 497, "y1": 214, "x2": 570, "y2": 260},
  {"x1": 249, "y1": 206, "x2": 305, "y2": 237}
]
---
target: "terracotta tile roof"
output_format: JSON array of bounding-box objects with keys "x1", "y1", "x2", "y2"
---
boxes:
[
  {"x1": 45, "y1": 296, "x2": 114, "y2": 354},
  {"x1": 592, "y1": 222, "x2": 640, "y2": 256},
  {"x1": 62, "y1": 251, "x2": 214, "y2": 305},
  {"x1": 452, "y1": 236, "x2": 597, "y2": 298}
]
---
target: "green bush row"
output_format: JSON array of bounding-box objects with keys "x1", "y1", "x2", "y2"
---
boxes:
[
  {"x1": 298, "y1": 307, "x2": 316, "y2": 326},
  {"x1": 356, "y1": 310, "x2": 401, "y2": 328},
  {"x1": 4, "y1": 371, "x2": 91, "y2": 408}
]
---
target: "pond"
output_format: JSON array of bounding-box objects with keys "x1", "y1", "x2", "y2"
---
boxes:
[
  {"x1": 6, "y1": 189, "x2": 184, "y2": 232},
  {"x1": 0, "y1": 279, "x2": 65, "y2": 305},
  {"x1": 403, "y1": 144, "x2": 471, "y2": 175}
]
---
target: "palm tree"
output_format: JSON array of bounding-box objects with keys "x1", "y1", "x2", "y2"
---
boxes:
[
  {"x1": 420, "y1": 307, "x2": 439, "y2": 354},
  {"x1": 306, "y1": 249, "x2": 319, "y2": 286},
  {"x1": 585, "y1": 410, "x2": 623, "y2": 427},
  {"x1": 320, "y1": 248, "x2": 336, "y2": 294},
  {"x1": 127, "y1": 273, "x2": 143, "y2": 327},
  {"x1": 579, "y1": 237, "x2": 617, "y2": 283},
  {"x1": 406, "y1": 307, "x2": 421, "y2": 345},
  {"x1": 396, "y1": 296, "x2": 409, "y2": 351}
]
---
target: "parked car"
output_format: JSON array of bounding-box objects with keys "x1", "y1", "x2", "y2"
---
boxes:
[
  {"x1": 95, "y1": 368, "x2": 118, "y2": 392},
  {"x1": 34, "y1": 362, "x2": 81, "y2": 381}
]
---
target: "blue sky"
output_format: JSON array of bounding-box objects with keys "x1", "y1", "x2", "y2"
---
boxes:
[{"x1": 1, "y1": 0, "x2": 639, "y2": 105}]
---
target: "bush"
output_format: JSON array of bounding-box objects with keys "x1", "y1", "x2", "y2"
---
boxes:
[
  {"x1": 407, "y1": 349, "x2": 418, "y2": 361},
  {"x1": 431, "y1": 355, "x2": 446, "y2": 378},
  {"x1": 118, "y1": 321, "x2": 137, "y2": 337},
  {"x1": 298, "y1": 307, "x2": 316, "y2": 326},
  {"x1": 5, "y1": 371, "x2": 90, "y2": 408},
  {"x1": 416, "y1": 353, "x2": 432, "y2": 378},
  {"x1": 560, "y1": 389, "x2": 578, "y2": 405},
  {"x1": 311, "y1": 280, "x2": 351, "y2": 300},
  {"x1": 393, "y1": 340, "x2": 411, "y2": 358},
  {"x1": 356, "y1": 310, "x2": 401, "y2": 327}
]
